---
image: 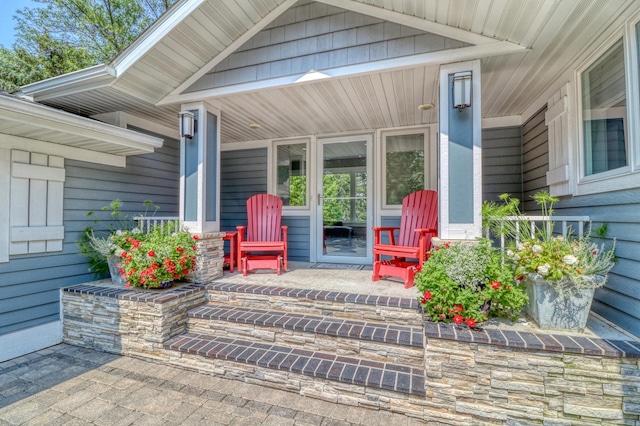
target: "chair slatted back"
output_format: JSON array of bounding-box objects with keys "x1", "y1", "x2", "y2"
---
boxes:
[
  {"x1": 246, "y1": 194, "x2": 283, "y2": 242},
  {"x1": 397, "y1": 190, "x2": 438, "y2": 248}
]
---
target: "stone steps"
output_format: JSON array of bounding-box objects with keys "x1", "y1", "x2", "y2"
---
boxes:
[
  {"x1": 186, "y1": 303, "x2": 424, "y2": 366},
  {"x1": 163, "y1": 282, "x2": 428, "y2": 412}
]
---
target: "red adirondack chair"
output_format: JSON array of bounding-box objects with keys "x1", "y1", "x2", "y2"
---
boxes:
[
  {"x1": 237, "y1": 194, "x2": 288, "y2": 276},
  {"x1": 372, "y1": 190, "x2": 438, "y2": 288}
]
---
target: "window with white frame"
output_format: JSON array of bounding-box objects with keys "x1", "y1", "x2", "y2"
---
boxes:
[
  {"x1": 275, "y1": 140, "x2": 308, "y2": 207},
  {"x1": 581, "y1": 38, "x2": 628, "y2": 176},
  {"x1": 382, "y1": 132, "x2": 426, "y2": 207}
]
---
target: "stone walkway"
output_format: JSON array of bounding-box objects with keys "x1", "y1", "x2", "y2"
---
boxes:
[{"x1": 0, "y1": 344, "x2": 425, "y2": 426}]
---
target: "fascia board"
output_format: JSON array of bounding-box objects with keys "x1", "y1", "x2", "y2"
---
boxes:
[
  {"x1": 0, "y1": 96, "x2": 163, "y2": 151},
  {"x1": 20, "y1": 64, "x2": 115, "y2": 100}
]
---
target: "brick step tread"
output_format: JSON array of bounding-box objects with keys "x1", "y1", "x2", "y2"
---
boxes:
[
  {"x1": 164, "y1": 332, "x2": 426, "y2": 397},
  {"x1": 188, "y1": 304, "x2": 423, "y2": 347},
  {"x1": 207, "y1": 282, "x2": 420, "y2": 311}
]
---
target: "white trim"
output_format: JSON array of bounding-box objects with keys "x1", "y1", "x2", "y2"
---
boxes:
[
  {"x1": 315, "y1": 0, "x2": 518, "y2": 47},
  {"x1": 170, "y1": 0, "x2": 299, "y2": 97},
  {"x1": 481, "y1": 116, "x2": 522, "y2": 129},
  {"x1": 0, "y1": 149, "x2": 9, "y2": 263},
  {"x1": 11, "y1": 226, "x2": 65, "y2": 242},
  {"x1": 158, "y1": 42, "x2": 526, "y2": 105},
  {"x1": 220, "y1": 139, "x2": 271, "y2": 152},
  {"x1": 272, "y1": 138, "x2": 311, "y2": 211},
  {"x1": 438, "y1": 60, "x2": 482, "y2": 240},
  {"x1": 91, "y1": 112, "x2": 179, "y2": 140},
  {"x1": 111, "y1": 0, "x2": 208, "y2": 75},
  {"x1": 0, "y1": 134, "x2": 126, "y2": 168},
  {"x1": 0, "y1": 321, "x2": 62, "y2": 363},
  {"x1": 12, "y1": 162, "x2": 65, "y2": 182},
  {"x1": 20, "y1": 64, "x2": 115, "y2": 100}
]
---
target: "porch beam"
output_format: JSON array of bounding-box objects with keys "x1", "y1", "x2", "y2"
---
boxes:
[{"x1": 157, "y1": 42, "x2": 526, "y2": 106}]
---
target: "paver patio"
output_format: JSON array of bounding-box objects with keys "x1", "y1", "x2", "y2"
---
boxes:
[{"x1": 0, "y1": 344, "x2": 425, "y2": 425}]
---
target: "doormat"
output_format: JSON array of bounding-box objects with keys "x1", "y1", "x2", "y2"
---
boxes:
[{"x1": 310, "y1": 263, "x2": 368, "y2": 270}]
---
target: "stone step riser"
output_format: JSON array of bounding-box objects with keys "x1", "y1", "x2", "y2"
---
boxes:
[
  {"x1": 206, "y1": 287, "x2": 422, "y2": 327},
  {"x1": 187, "y1": 317, "x2": 424, "y2": 367}
]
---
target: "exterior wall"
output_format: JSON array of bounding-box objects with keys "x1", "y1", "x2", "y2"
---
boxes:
[
  {"x1": 554, "y1": 191, "x2": 640, "y2": 338},
  {"x1": 0, "y1": 134, "x2": 180, "y2": 341},
  {"x1": 482, "y1": 126, "x2": 522, "y2": 203},
  {"x1": 522, "y1": 106, "x2": 549, "y2": 212},
  {"x1": 220, "y1": 148, "x2": 311, "y2": 262},
  {"x1": 187, "y1": 1, "x2": 467, "y2": 92}
]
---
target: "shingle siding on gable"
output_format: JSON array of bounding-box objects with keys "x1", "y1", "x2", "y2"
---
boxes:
[
  {"x1": 186, "y1": 2, "x2": 467, "y2": 92},
  {"x1": 0, "y1": 132, "x2": 179, "y2": 337}
]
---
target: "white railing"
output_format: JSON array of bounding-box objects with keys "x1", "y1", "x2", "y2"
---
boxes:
[
  {"x1": 134, "y1": 216, "x2": 180, "y2": 234},
  {"x1": 485, "y1": 215, "x2": 591, "y2": 256}
]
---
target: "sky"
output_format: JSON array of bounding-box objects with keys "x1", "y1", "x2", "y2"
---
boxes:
[{"x1": 0, "y1": 0, "x2": 39, "y2": 48}]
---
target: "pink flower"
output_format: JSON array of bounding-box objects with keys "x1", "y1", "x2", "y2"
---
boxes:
[{"x1": 438, "y1": 314, "x2": 446, "y2": 319}]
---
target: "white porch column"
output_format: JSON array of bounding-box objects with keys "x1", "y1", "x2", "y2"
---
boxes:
[
  {"x1": 179, "y1": 102, "x2": 221, "y2": 233},
  {"x1": 438, "y1": 60, "x2": 482, "y2": 240}
]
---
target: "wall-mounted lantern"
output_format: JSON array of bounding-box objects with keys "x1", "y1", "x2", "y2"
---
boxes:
[
  {"x1": 452, "y1": 71, "x2": 472, "y2": 111},
  {"x1": 179, "y1": 111, "x2": 195, "y2": 138}
]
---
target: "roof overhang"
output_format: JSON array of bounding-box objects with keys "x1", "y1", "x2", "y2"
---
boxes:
[{"x1": 0, "y1": 94, "x2": 163, "y2": 166}]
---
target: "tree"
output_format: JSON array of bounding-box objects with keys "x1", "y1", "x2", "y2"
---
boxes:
[{"x1": 0, "y1": 0, "x2": 175, "y2": 91}]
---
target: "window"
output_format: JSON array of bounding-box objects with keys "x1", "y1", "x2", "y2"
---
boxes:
[
  {"x1": 383, "y1": 132, "x2": 426, "y2": 206},
  {"x1": 582, "y1": 38, "x2": 628, "y2": 176},
  {"x1": 275, "y1": 141, "x2": 308, "y2": 207}
]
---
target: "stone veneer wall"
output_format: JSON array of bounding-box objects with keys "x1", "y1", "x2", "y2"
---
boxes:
[
  {"x1": 61, "y1": 284, "x2": 207, "y2": 359},
  {"x1": 423, "y1": 326, "x2": 640, "y2": 425},
  {"x1": 192, "y1": 232, "x2": 224, "y2": 284}
]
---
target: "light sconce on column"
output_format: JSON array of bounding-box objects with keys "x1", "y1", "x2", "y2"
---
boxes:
[
  {"x1": 179, "y1": 111, "x2": 195, "y2": 138},
  {"x1": 452, "y1": 71, "x2": 472, "y2": 111}
]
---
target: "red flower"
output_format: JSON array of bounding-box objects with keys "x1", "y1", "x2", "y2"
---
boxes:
[
  {"x1": 426, "y1": 253, "x2": 432, "y2": 259},
  {"x1": 192, "y1": 245, "x2": 197, "y2": 251},
  {"x1": 131, "y1": 239, "x2": 141, "y2": 248},
  {"x1": 491, "y1": 280, "x2": 501, "y2": 290},
  {"x1": 453, "y1": 315, "x2": 463, "y2": 325},
  {"x1": 192, "y1": 235, "x2": 199, "y2": 241},
  {"x1": 120, "y1": 251, "x2": 128, "y2": 258},
  {"x1": 466, "y1": 318, "x2": 477, "y2": 328},
  {"x1": 444, "y1": 242, "x2": 451, "y2": 248},
  {"x1": 176, "y1": 246, "x2": 184, "y2": 253},
  {"x1": 420, "y1": 297, "x2": 427, "y2": 304},
  {"x1": 125, "y1": 283, "x2": 130, "y2": 288},
  {"x1": 438, "y1": 313, "x2": 446, "y2": 319},
  {"x1": 148, "y1": 250, "x2": 155, "y2": 257},
  {"x1": 516, "y1": 275, "x2": 524, "y2": 281},
  {"x1": 119, "y1": 269, "x2": 125, "y2": 275},
  {"x1": 454, "y1": 304, "x2": 464, "y2": 313},
  {"x1": 423, "y1": 291, "x2": 432, "y2": 301}
]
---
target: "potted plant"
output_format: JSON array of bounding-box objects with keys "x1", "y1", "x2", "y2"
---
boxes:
[
  {"x1": 415, "y1": 239, "x2": 528, "y2": 328},
  {"x1": 78, "y1": 199, "x2": 158, "y2": 283},
  {"x1": 489, "y1": 192, "x2": 616, "y2": 331},
  {"x1": 115, "y1": 224, "x2": 198, "y2": 289}
]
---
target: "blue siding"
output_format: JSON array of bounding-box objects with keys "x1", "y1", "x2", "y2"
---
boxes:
[
  {"x1": 0, "y1": 132, "x2": 180, "y2": 336},
  {"x1": 220, "y1": 148, "x2": 311, "y2": 261},
  {"x1": 482, "y1": 126, "x2": 522, "y2": 202},
  {"x1": 521, "y1": 107, "x2": 549, "y2": 211},
  {"x1": 552, "y1": 190, "x2": 640, "y2": 338}
]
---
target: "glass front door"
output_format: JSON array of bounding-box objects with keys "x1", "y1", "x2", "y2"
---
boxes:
[{"x1": 316, "y1": 136, "x2": 372, "y2": 264}]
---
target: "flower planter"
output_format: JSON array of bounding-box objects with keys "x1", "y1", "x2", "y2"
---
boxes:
[
  {"x1": 523, "y1": 276, "x2": 599, "y2": 332},
  {"x1": 106, "y1": 255, "x2": 126, "y2": 285}
]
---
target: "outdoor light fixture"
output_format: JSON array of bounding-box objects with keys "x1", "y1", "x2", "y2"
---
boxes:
[
  {"x1": 179, "y1": 111, "x2": 195, "y2": 138},
  {"x1": 452, "y1": 71, "x2": 472, "y2": 111}
]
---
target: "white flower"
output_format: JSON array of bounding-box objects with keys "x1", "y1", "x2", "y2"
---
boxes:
[
  {"x1": 132, "y1": 228, "x2": 142, "y2": 234},
  {"x1": 512, "y1": 254, "x2": 520, "y2": 261},
  {"x1": 506, "y1": 249, "x2": 514, "y2": 257},
  {"x1": 532, "y1": 244, "x2": 543, "y2": 254},
  {"x1": 115, "y1": 229, "x2": 124, "y2": 236},
  {"x1": 537, "y1": 263, "x2": 550, "y2": 276},
  {"x1": 516, "y1": 243, "x2": 524, "y2": 251},
  {"x1": 563, "y1": 255, "x2": 578, "y2": 265}
]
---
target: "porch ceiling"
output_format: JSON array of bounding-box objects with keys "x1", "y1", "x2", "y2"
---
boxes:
[{"x1": 21, "y1": 0, "x2": 640, "y2": 144}]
